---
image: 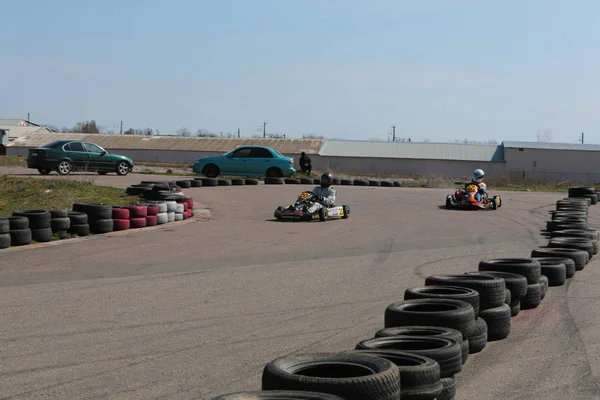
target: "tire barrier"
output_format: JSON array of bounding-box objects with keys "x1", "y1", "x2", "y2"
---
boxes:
[
  {"x1": 211, "y1": 186, "x2": 600, "y2": 399},
  {"x1": 0, "y1": 183, "x2": 198, "y2": 250}
]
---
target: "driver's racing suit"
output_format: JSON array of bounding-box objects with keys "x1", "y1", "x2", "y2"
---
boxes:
[{"x1": 306, "y1": 185, "x2": 336, "y2": 213}]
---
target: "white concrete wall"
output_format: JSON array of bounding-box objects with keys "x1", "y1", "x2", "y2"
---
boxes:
[{"x1": 504, "y1": 148, "x2": 600, "y2": 182}]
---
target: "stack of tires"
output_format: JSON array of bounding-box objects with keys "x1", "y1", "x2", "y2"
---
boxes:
[
  {"x1": 165, "y1": 200, "x2": 177, "y2": 222},
  {"x1": 145, "y1": 204, "x2": 159, "y2": 226},
  {"x1": 567, "y1": 186, "x2": 598, "y2": 205},
  {"x1": 49, "y1": 210, "x2": 71, "y2": 238},
  {"x1": 12, "y1": 210, "x2": 53, "y2": 243},
  {"x1": 124, "y1": 204, "x2": 148, "y2": 229},
  {"x1": 0, "y1": 217, "x2": 10, "y2": 249},
  {"x1": 112, "y1": 207, "x2": 131, "y2": 231},
  {"x1": 72, "y1": 203, "x2": 113, "y2": 234},
  {"x1": 67, "y1": 211, "x2": 90, "y2": 236},
  {"x1": 176, "y1": 198, "x2": 189, "y2": 220},
  {"x1": 145, "y1": 201, "x2": 169, "y2": 224},
  {"x1": 7, "y1": 216, "x2": 31, "y2": 246}
]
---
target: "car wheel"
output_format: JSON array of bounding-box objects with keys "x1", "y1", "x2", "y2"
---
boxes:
[
  {"x1": 98, "y1": 171, "x2": 108, "y2": 175},
  {"x1": 57, "y1": 160, "x2": 72, "y2": 175},
  {"x1": 266, "y1": 167, "x2": 283, "y2": 178},
  {"x1": 116, "y1": 161, "x2": 130, "y2": 176},
  {"x1": 203, "y1": 164, "x2": 219, "y2": 178},
  {"x1": 37, "y1": 168, "x2": 51, "y2": 175}
]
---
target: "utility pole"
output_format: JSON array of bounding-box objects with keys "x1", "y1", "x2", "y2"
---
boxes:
[
  {"x1": 238, "y1": 128, "x2": 240, "y2": 138},
  {"x1": 263, "y1": 121, "x2": 267, "y2": 138},
  {"x1": 120, "y1": 121, "x2": 123, "y2": 135},
  {"x1": 392, "y1": 125, "x2": 396, "y2": 142},
  {"x1": 581, "y1": 132, "x2": 584, "y2": 144},
  {"x1": 27, "y1": 113, "x2": 30, "y2": 122}
]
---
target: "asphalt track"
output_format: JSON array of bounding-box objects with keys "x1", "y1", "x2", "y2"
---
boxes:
[{"x1": 1, "y1": 168, "x2": 600, "y2": 399}]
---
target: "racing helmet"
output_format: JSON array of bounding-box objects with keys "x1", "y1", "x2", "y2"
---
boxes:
[
  {"x1": 320, "y1": 172, "x2": 333, "y2": 188},
  {"x1": 473, "y1": 169, "x2": 485, "y2": 183}
]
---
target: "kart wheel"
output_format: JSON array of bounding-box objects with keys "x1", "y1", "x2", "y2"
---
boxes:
[
  {"x1": 341, "y1": 205, "x2": 350, "y2": 219},
  {"x1": 274, "y1": 206, "x2": 285, "y2": 220},
  {"x1": 496, "y1": 195, "x2": 502, "y2": 207},
  {"x1": 446, "y1": 196, "x2": 453, "y2": 210},
  {"x1": 319, "y1": 208, "x2": 327, "y2": 221}
]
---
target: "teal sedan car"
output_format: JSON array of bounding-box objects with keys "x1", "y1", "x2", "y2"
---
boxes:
[{"x1": 192, "y1": 146, "x2": 296, "y2": 178}]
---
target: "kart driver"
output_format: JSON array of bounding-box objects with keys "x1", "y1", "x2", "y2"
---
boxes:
[
  {"x1": 470, "y1": 168, "x2": 487, "y2": 202},
  {"x1": 306, "y1": 172, "x2": 336, "y2": 213}
]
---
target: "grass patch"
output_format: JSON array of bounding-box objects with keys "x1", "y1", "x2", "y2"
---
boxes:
[
  {"x1": 0, "y1": 156, "x2": 27, "y2": 167},
  {"x1": 0, "y1": 175, "x2": 143, "y2": 217}
]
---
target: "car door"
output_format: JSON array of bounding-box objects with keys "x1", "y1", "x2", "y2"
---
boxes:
[
  {"x1": 84, "y1": 142, "x2": 109, "y2": 171},
  {"x1": 64, "y1": 141, "x2": 88, "y2": 170},
  {"x1": 223, "y1": 147, "x2": 254, "y2": 174},
  {"x1": 250, "y1": 147, "x2": 274, "y2": 174}
]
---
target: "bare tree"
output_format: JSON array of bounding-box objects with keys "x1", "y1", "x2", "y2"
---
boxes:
[
  {"x1": 536, "y1": 128, "x2": 552, "y2": 142},
  {"x1": 196, "y1": 129, "x2": 218, "y2": 137},
  {"x1": 302, "y1": 134, "x2": 325, "y2": 139},
  {"x1": 176, "y1": 127, "x2": 191, "y2": 137}
]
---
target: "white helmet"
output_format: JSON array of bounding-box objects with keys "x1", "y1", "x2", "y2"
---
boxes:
[{"x1": 473, "y1": 169, "x2": 485, "y2": 183}]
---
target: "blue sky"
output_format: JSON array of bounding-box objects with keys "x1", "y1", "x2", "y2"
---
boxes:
[{"x1": 2, "y1": 0, "x2": 600, "y2": 143}]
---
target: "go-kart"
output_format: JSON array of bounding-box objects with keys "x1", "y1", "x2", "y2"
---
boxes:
[
  {"x1": 274, "y1": 191, "x2": 350, "y2": 221},
  {"x1": 445, "y1": 182, "x2": 502, "y2": 210}
]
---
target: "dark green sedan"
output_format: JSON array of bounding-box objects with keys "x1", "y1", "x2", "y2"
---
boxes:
[{"x1": 27, "y1": 140, "x2": 134, "y2": 176}]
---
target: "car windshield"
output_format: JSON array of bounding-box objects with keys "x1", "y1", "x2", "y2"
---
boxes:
[{"x1": 41, "y1": 140, "x2": 66, "y2": 149}]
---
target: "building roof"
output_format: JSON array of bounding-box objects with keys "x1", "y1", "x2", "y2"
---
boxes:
[
  {"x1": 502, "y1": 140, "x2": 600, "y2": 152},
  {"x1": 0, "y1": 126, "x2": 52, "y2": 137},
  {"x1": 5, "y1": 133, "x2": 324, "y2": 154},
  {"x1": 318, "y1": 139, "x2": 505, "y2": 162},
  {"x1": 0, "y1": 119, "x2": 41, "y2": 127}
]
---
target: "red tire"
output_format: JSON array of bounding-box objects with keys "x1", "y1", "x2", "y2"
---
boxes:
[
  {"x1": 112, "y1": 207, "x2": 130, "y2": 219},
  {"x1": 113, "y1": 218, "x2": 130, "y2": 230},
  {"x1": 146, "y1": 205, "x2": 159, "y2": 216},
  {"x1": 130, "y1": 217, "x2": 147, "y2": 228},
  {"x1": 125, "y1": 205, "x2": 147, "y2": 218},
  {"x1": 182, "y1": 211, "x2": 188, "y2": 220},
  {"x1": 186, "y1": 198, "x2": 194, "y2": 210},
  {"x1": 176, "y1": 186, "x2": 183, "y2": 192},
  {"x1": 146, "y1": 215, "x2": 158, "y2": 226}
]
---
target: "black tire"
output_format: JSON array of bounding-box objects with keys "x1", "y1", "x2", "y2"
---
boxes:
[
  {"x1": 203, "y1": 164, "x2": 220, "y2": 178},
  {"x1": 31, "y1": 227, "x2": 53, "y2": 243},
  {"x1": 348, "y1": 350, "x2": 443, "y2": 400},
  {"x1": 341, "y1": 205, "x2": 350, "y2": 219},
  {"x1": 261, "y1": 352, "x2": 401, "y2": 400},
  {"x1": 539, "y1": 275, "x2": 549, "y2": 300},
  {"x1": 115, "y1": 160, "x2": 130, "y2": 176},
  {"x1": 266, "y1": 167, "x2": 283, "y2": 178},
  {"x1": 265, "y1": 177, "x2": 284, "y2": 185},
  {"x1": 68, "y1": 223, "x2": 90, "y2": 236},
  {"x1": 354, "y1": 179, "x2": 369, "y2": 186},
  {"x1": 210, "y1": 391, "x2": 347, "y2": 400},
  {"x1": 384, "y1": 298, "x2": 476, "y2": 339},
  {"x1": 479, "y1": 304, "x2": 511, "y2": 341},
  {"x1": 548, "y1": 237, "x2": 594, "y2": 258},
  {"x1": 0, "y1": 232, "x2": 10, "y2": 249},
  {"x1": 520, "y1": 283, "x2": 542, "y2": 309},
  {"x1": 381, "y1": 181, "x2": 393, "y2": 187},
  {"x1": 245, "y1": 179, "x2": 260, "y2": 185},
  {"x1": 373, "y1": 325, "x2": 467, "y2": 365},
  {"x1": 8, "y1": 216, "x2": 29, "y2": 230},
  {"x1": 231, "y1": 178, "x2": 245, "y2": 185},
  {"x1": 509, "y1": 299, "x2": 521, "y2": 317},
  {"x1": 467, "y1": 317, "x2": 488, "y2": 353},
  {"x1": 393, "y1": 181, "x2": 402, "y2": 187},
  {"x1": 547, "y1": 221, "x2": 588, "y2": 231},
  {"x1": 9, "y1": 228, "x2": 32, "y2": 246},
  {"x1": 477, "y1": 258, "x2": 541, "y2": 285},
  {"x1": 285, "y1": 178, "x2": 301, "y2": 184},
  {"x1": 0, "y1": 217, "x2": 9, "y2": 234},
  {"x1": 551, "y1": 212, "x2": 588, "y2": 220},
  {"x1": 424, "y1": 274, "x2": 506, "y2": 311},
  {"x1": 218, "y1": 179, "x2": 232, "y2": 186},
  {"x1": 72, "y1": 203, "x2": 113, "y2": 221},
  {"x1": 465, "y1": 271, "x2": 527, "y2": 303},
  {"x1": 49, "y1": 210, "x2": 69, "y2": 218},
  {"x1": 300, "y1": 178, "x2": 314, "y2": 184},
  {"x1": 355, "y1": 336, "x2": 462, "y2": 378},
  {"x1": 13, "y1": 210, "x2": 51, "y2": 229},
  {"x1": 201, "y1": 178, "x2": 218, "y2": 187},
  {"x1": 533, "y1": 259, "x2": 567, "y2": 286},
  {"x1": 504, "y1": 288, "x2": 511, "y2": 305},
  {"x1": 51, "y1": 217, "x2": 71, "y2": 232},
  {"x1": 531, "y1": 248, "x2": 588, "y2": 271},
  {"x1": 568, "y1": 186, "x2": 596, "y2": 196},
  {"x1": 404, "y1": 285, "x2": 480, "y2": 317},
  {"x1": 369, "y1": 180, "x2": 381, "y2": 187},
  {"x1": 89, "y1": 218, "x2": 113, "y2": 234},
  {"x1": 340, "y1": 179, "x2": 354, "y2": 185},
  {"x1": 313, "y1": 178, "x2": 321, "y2": 184},
  {"x1": 189, "y1": 179, "x2": 202, "y2": 187},
  {"x1": 175, "y1": 180, "x2": 191, "y2": 188},
  {"x1": 437, "y1": 376, "x2": 457, "y2": 400},
  {"x1": 68, "y1": 211, "x2": 89, "y2": 225},
  {"x1": 549, "y1": 228, "x2": 596, "y2": 239}
]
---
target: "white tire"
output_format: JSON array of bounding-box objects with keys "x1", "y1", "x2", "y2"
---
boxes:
[
  {"x1": 156, "y1": 212, "x2": 168, "y2": 224},
  {"x1": 167, "y1": 211, "x2": 175, "y2": 222},
  {"x1": 166, "y1": 201, "x2": 177, "y2": 212},
  {"x1": 175, "y1": 203, "x2": 184, "y2": 213},
  {"x1": 174, "y1": 212, "x2": 184, "y2": 221}
]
